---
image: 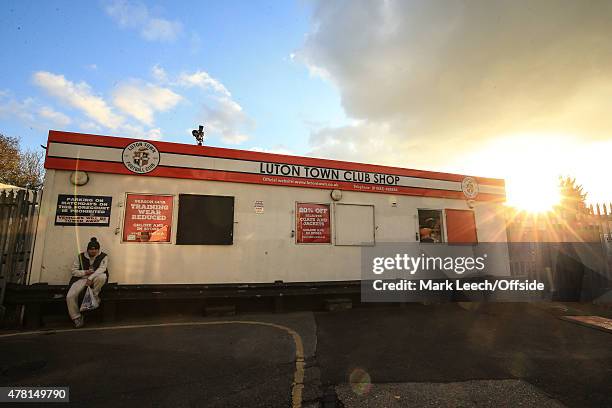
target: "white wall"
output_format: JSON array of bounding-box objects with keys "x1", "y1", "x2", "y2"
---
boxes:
[{"x1": 29, "y1": 170, "x2": 510, "y2": 284}]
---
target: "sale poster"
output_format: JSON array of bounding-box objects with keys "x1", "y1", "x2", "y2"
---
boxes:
[
  {"x1": 296, "y1": 203, "x2": 331, "y2": 244},
  {"x1": 123, "y1": 194, "x2": 173, "y2": 243}
]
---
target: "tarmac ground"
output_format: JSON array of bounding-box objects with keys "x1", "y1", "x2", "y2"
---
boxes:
[{"x1": 0, "y1": 302, "x2": 611, "y2": 407}]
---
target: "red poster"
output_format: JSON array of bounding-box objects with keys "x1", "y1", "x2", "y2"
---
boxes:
[
  {"x1": 296, "y1": 203, "x2": 331, "y2": 244},
  {"x1": 123, "y1": 194, "x2": 173, "y2": 243}
]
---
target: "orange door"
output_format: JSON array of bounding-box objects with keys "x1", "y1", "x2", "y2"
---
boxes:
[{"x1": 445, "y1": 209, "x2": 478, "y2": 244}]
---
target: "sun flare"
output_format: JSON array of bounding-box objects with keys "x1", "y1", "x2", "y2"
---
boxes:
[
  {"x1": 449, "y1": 133, "x2": 609, "y2": 214},
  {"x1": 505, "y1": 176, "x2": 561, "y2": 213}
]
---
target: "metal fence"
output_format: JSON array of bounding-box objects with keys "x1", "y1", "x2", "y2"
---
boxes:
[
  {"x1": 588, "y1": 202, "x2": 612, "y2": 241},
  {"x1": 0, "y1": 189, "x2": 41, "y2": 317},
  {"x1": 506, "y1": 203, "x2": 612, "y2": 301}
]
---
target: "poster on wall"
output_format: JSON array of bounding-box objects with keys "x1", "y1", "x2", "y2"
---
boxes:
[
  {"x1": 123, "y1": 194, "x2": 173, "y2": 243},
  {"x1": 254, "y1": 200, "x2": 264, "y2": 214},
  {"x1": 296, "y1": 203, "x2": 331, "y2": 244},
  {"x1": 55, "y1": 195, "x2": 112, "y2": 226}
]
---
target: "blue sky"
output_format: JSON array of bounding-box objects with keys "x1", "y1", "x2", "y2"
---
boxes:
[{"x1": 0, "y1": 0, "x2": 346, "y2": 153}]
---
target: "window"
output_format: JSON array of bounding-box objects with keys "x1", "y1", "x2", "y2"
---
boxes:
[
  {"x1": 176, "y1": 194, "x2": 234, "y2": 245},
  {"x1": 445, "y1": 209, "x2": 478, "y2": 244},
  {"x1": 334, "y1": 204, "x2": 375, "y2": 246},
  {"x1": 418, "y1": 209, "x2": 444, "y2": 243}
]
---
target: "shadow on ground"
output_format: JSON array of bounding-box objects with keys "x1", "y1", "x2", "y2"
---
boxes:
[{"x1": 314, "y1": 303, "x2": 612, "y2": 408}]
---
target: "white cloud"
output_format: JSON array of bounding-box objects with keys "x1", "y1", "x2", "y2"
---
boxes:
[
  {"x1": 0, "y1": 97, "x2": 36, "y2": 125},
  {"x1": 293, "y1": 51, "x2": 331, "y2": 81},
  {"x1": 28, "y1": 71, "x2": 169, "y2": 140},
  {"x1": 104, "y1": 0, "x2": 182, "y2": 42},
  {"x1": 113, "y1": 123, "x2": 164, "y2": 141},
  {"x1": 306, "y1": 121, "x2": 422, "y2": 167},
  {"x1": 32, "y1": 71, "x2": 124, "y2": 129},
  {"x1": 0, "y1": 93, "x2": 73, "y2": 129},
  {"x1": 141, "y1": 18, "x2": 181, "y2": 42},
  {"x1": 176, "y1": 70, "x2": 231, "y2": 96},
  {"x1": 79, "y1": 121, "x2": 103, "y2": 132},
  {"x1": 39, "y1": 106, "x2": 72, "y2": 126},
  {"x1": 249, "y1": 145, "x2": 295, "y2": 156},
  {"x1": 152, "y1": 66, "x2": 231, "y2": 97},
  {"x1": 150, "y1": 65, "x2": 254, "y2": 145},
  {"x1": 151, "y1": 64, "x2": 167, "y2": 82},
  {"x1": 298, "y1": 0, "x2": 612, "y2": 144},
  {"x1": 201, "y1": 96, "x2": 254, "y2": 145},
  {"x1": 222, "y1": 133, "x2": 249, "y2": 144},
  {"x1": 112, "y1": 81, "x2": 182, "y2": 125},
  {"x1": 147, "y1": 128, "x2": 163, "y2": 140},
  {"x1": 3, "y1": 83, "x2": 246, "y2": 151},
  {"x1": 79, "y1": 122, "x2": 163, "y2": 141}
]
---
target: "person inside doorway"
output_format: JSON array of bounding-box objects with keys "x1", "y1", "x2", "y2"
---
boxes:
[
  {"x1": 419, "y1": 227, "x2": 435, "y2": 243},
  {"x1": 418, "y1": 210, "x2": 444, "y2": 243},
  {"x1": 66, "y1": 237, "x2": 109, "y2": 328}
]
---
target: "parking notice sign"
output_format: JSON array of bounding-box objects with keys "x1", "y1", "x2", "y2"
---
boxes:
[
  {"x1": 55, "y1": 195, "x2": 112, "y2": 226},
  {"x1": 123, "y1": 194, "x2": 173, "y2": 243},
  {"x1": 296, "y1": 203, "x2": 331, "y2": 244}
]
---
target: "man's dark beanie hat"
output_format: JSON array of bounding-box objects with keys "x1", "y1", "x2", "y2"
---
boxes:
[{"x1": 87, "y1": 237, "x2": 100, "y2": 250}]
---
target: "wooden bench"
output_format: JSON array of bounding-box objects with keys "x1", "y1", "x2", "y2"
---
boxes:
[
  {"x1": 4, "y1": 281, "x2": 362, "y2": 328},
  {"x1": 3, "y1": 282, "x2": 120, "y2": 328}
]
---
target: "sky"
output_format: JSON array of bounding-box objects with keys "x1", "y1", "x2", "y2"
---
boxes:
[{"x1": 1, "y1": 0, "x2": 611, "y2": 208}]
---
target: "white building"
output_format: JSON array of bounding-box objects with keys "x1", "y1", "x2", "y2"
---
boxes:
[{"x1": 29, "y1": 130, "x2": 510, "y2": 285}]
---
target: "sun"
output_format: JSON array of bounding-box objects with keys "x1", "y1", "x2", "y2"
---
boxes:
[
  {"x1": 504, "y1": 175, "x2": 561, "y2": 213},
  {"x1": 449, "y1": 133, "x2": 573, "y2": 214}
]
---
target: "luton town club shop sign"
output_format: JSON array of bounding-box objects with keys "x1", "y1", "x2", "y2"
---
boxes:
[{"x1": 45, "y1": 131, "x2": 506, "y2": 201}]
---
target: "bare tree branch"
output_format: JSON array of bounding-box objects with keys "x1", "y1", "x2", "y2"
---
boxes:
[{"x1": 0, "y1": 133, "x2": 45, "y2": 189}]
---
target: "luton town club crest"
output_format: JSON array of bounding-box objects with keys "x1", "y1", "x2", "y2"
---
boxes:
[
  {"x1": 122, "y1": 141, "x2": 160, "y2": 174},
  {"x1": 461, "y1": 176, "x2": 479, "y2": 199}
]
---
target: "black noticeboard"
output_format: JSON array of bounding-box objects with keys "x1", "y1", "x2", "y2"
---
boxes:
[
  {"x1": 55, "y1": 195, "x2": 113, "y2": 226},
  {"x1": 176, "y1": 194, "x2": 234, "y2": 245}
]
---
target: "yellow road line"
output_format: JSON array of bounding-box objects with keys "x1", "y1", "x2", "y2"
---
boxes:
[{"x1": 0, "y1": 321, "x2": 305, "y2": 408}]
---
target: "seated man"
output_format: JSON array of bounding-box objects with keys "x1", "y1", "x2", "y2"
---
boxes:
[{"x1": 66, "y1": 237, "x2": 109, "y2": 328}]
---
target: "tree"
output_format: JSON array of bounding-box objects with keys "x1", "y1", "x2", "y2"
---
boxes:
[
  {"x1": 555, "y1": 176, "x2": 588, "y2": 222},
  {"x1": 0, "y1": 133, "x2": 44, "y2": 189}
]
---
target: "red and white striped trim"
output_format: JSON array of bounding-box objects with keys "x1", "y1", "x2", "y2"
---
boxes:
[{"x1": 45, "y1": 131, "x2": 506, "y2": 201}]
